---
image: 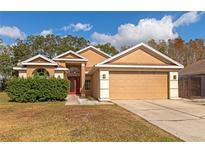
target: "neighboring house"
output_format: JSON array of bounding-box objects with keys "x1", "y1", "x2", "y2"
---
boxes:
[
  {"x1": 179, "y1": 59, "x2": 205, "y2": 98},
  {"x1": 13, "y1": 43, "x2": 183, "y2": 101}
]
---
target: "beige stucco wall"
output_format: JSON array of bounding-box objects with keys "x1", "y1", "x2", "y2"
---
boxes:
[
  {"x1": 30, "y1": 57, "x2": 49, "y2": 63},
  {"x1": 56, "y1": 61, "x2": 66, "y2": 67},
  {"x1": 78, "y1": 49, "x2": 108, "y2": 72},
  {"x1": 60, "y1": 53, "x2": 79, "y2": 59},
  {"x1": 109, "y1": 48, "x2": 169, "y2": 65},
  {"x1": 92, "y1": 69, "x2": 100, "y2": 99}
]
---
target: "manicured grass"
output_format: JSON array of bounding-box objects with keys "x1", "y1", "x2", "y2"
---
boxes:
[{"x1": 0, "y1": 92, "x2": 181, "y2": 141}]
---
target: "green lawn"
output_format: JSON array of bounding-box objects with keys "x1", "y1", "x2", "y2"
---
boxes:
[{"x1": 0, "y1": 92, "x2": 181, "y2": 141}]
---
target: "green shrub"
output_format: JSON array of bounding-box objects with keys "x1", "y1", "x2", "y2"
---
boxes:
[{"x1": 5, "y1": 77, "x2": 69, "y2": 102}]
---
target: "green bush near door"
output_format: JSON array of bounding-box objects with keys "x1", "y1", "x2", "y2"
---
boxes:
[{"x1": 6, "y1": 77, "x2": 69, "y2": 102}]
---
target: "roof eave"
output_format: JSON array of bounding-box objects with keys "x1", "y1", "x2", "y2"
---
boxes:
[
  {"x1": 21, "y1": 62, "x2": 58, "y2": 66},
  {"x1": 53, "y1": 58, "x2": 88, "y2": 62},
  {"x1": 95, "y1": 64, "x2": 184, "y2": 69}
]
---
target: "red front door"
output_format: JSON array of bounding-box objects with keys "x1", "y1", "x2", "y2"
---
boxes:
[{"x1": 68, "y1": 77, "x2": 80, "y2": 95}]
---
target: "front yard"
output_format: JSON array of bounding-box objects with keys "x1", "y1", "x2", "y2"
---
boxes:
[{"x1": 0, "y1": 92, "x2": 181, "y2": 141}]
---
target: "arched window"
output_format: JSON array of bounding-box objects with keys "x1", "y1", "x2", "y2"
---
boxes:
[
  {"x1": 69, "y1": 67, "x2": 80, "y2": 74},
  {"x1": 33, "y1": 68, "x2": 49, "y2": 77}
]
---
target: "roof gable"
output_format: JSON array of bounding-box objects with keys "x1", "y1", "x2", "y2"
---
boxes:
[
  {"x1": 108, "y1": 47, "x2": 169, "y2": 65},
  {"x1": 77, "y1": 46, "x2": 111, "y2": 58},
  {"x1": 30, "y1": 57, "x2": 50, "y2": 63},
  {"x1": 96, "y1": 43, "x2": 184, "y2": 68},
  {"x1": 53, "y1": 50, "x2": 88, "y2": 62},
  {"x1": 77, "y1": 46, "x2": 109, "y2": 70},
  {"x1": 21, "y1": 54, "x2": 58, "y2": 66}
]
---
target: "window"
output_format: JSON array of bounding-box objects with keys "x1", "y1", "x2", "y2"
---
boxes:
[
  {"x1": 173, "y1": 75, "x2": 177, "y2": 80},
  {"x1": 33, "y1": 68, "x2": 49, "y2": 77},
  {"x1": 69, "y1": 67, "x2": 80, "y2": 74},
  {"x1": 102, "y1": 74, "x2": 106, "y2": 79},
  {"x1": 85, "y1": 80, "x2": 91, "y2": 90}
]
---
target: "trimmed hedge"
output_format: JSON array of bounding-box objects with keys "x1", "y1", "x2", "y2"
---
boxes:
[{"x1": 6, "y1": 77, "x2": 69, "y2": 102}]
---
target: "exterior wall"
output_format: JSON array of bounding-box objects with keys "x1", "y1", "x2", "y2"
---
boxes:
[
  {"x1": 56, "y1": 61, "x2": 66, "y2": 67},
  {"x1": 26, "y1": 66, "x2": 55, "y2": 77},
  {"x1": 54, "y1": 70, "x2": 64, "y2": 79},
  {"x1": 78, "y1": 49, "x2": 108, "y2": 72},
  {"x1": 30, "y1": 57, "x2": 49, "y2": 63},
  {"x1": 60, "y1": 53, "x2": 79, "y2": 59},
  {"x1": 109, "y1": 71, "x2": 168, "y2": 99},
  {"x1": 92, "y1": 70, "x2": 100, "y2": 99},
  {"x1": 85, "y1": 75, "x2": 92, "y2": 96},
  {"x1": 19, "y1": 70, "x2": 27, "y2": 78},
  {"x1": 169, "y1": 72, "x2": 179, "y2": 99},
  {"x1": 109, "y1": 48, "x2": 169, "y2": 65},
  {"x1": 99, "y1": 70, "x2": 110, "y2": 101}
]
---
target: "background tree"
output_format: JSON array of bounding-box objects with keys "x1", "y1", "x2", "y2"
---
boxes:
[
  {"x1": 0, "y1": 52, "x2": 13, "y2": 79},
  {"x1": 120, "y1": 45, "x2": 133, "y2": 51},
  {"x1": 95, "y1": 43, "x2": 118, "y2": 56},
  {"x1": 0, "y1": 38, "x2": 4, "y2": 51},
  {"x1": 187, "y1": 39, "x2": 205, "y2": 65},
  {"x1": 148, "y1": 39, "x2": 158, "y2": 50},
  {"x1": 167, "y1": 38, "x2": 186, "y2": 65},
  {"x1": 148, "y1": 39, "x2": 168, "y2": 54},
  {"x1": 12, "y1": 39, "x2": 31, "y2": 64},
  {"x1": 147, "y1": 38, "x2": 205, "y2": 67},
  {"x1": 26, "y1": 35, "x2": 90, "y2": 58}
]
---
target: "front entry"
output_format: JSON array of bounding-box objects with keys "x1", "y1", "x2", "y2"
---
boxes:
[{"x1": 68, "y1": 77, "x2": 80, "y2": 95}]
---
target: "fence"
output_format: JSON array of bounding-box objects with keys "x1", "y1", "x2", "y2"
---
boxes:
[{"x1": 179, "y1": 76, "x2": 201, "y2": 98}]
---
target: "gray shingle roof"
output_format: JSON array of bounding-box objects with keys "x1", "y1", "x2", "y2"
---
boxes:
[{"x1": 179, "y1": 59, "x2": 205, "y2": 76}]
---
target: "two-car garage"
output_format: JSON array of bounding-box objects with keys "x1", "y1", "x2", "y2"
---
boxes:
[
  {"x1": 109, "y1": 71, "x2": 168, "y2": 99},
  {"x1": 96, "y1": 43, "x2": 183, "y2": 101}
]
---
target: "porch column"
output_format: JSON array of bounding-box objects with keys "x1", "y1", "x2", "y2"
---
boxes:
[
  {"x1": 169, "y1": 72, "x2": 179, "y2": 99},
  {"x1": 80, "y1": 63, "x2": 85, "y2": 97},
  {"x1": 99, "y1": 70, "x2": 110, "y2": 101}
]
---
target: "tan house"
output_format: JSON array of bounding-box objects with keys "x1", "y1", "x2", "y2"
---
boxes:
[{"x1": 13, "y1": 43, "x2": 184, "y2": 101}]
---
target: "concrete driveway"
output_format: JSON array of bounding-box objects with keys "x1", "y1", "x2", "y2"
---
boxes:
[{"x1": 114, "y1": 99, "x2": 205, "y2": 141}]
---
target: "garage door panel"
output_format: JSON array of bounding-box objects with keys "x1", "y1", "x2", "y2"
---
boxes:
[{"x1": 110, "y1": 71, "x2": 168, "y2": 99}]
